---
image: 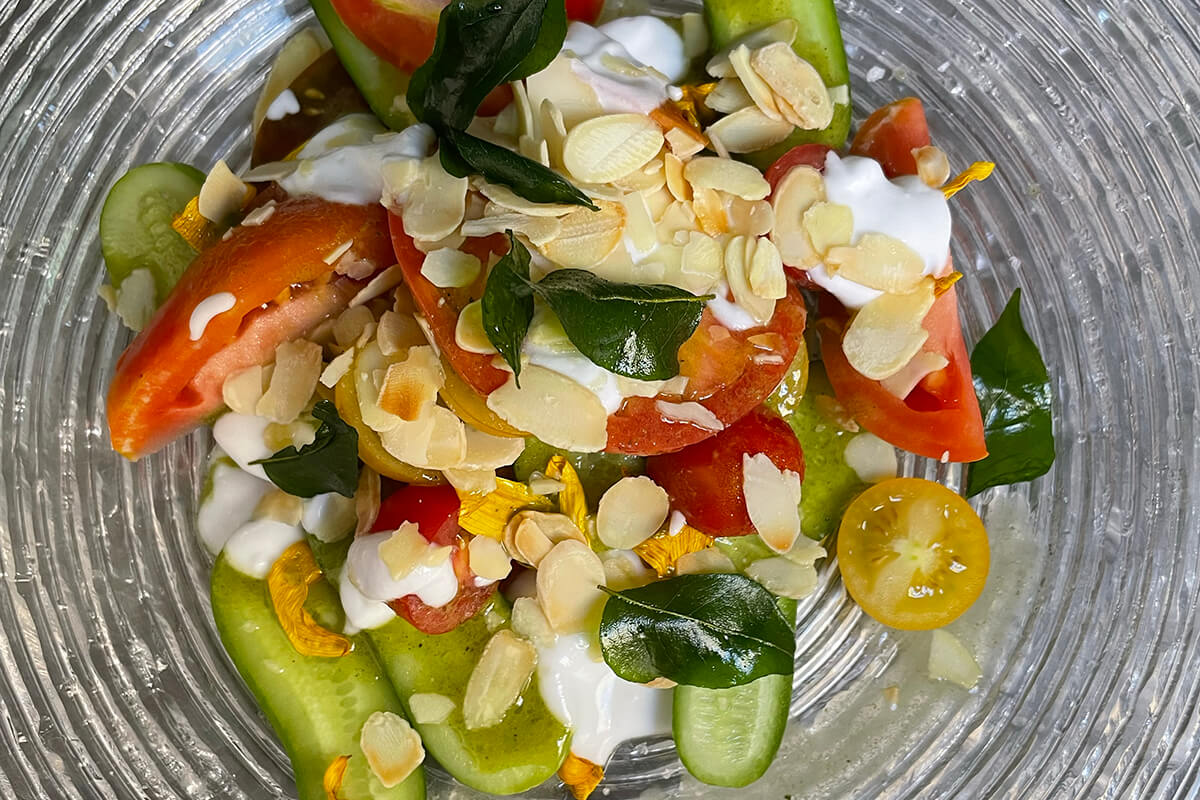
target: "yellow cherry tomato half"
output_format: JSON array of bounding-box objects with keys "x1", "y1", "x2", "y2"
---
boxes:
[{"x1": 837, "y1": 478, "x2": 989, "y2": 630}]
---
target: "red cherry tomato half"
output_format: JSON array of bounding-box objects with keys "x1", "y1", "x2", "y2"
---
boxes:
[
  {"x1": 765, "y1": 143, "x2": 833, "y2": 194},
  {"x1": 646, "y1": 406, "x2": 804, "y2": 538},
  {"x1": 565, "y1": 0, "x2": 604, "y2": 23},
  {"x1": 849, "y1": 97, "x2": 932, "y2": 179}
]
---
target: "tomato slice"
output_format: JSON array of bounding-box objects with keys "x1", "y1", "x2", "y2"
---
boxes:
[
  {"x1": 107, "y1": 198, "x2": 393, "y2": 459},
  {"x1": 849, "y1": 97, "x2": 932, "y2": 179},
  {"x1": 837, "y1": 478, "x2": 989, "y2": 630},
  {"x1": 371, "y1": 484, "x2": 496, "y2": 634},
  {"x1": 646, "y1": 406, "x2": 803, "y2": 538},
  {"x1": 764, "y1": 143, "x2": 832, "y2": 194},
  {"x1": 565, "y1": 0, "x2": 604, "y2": 23}
]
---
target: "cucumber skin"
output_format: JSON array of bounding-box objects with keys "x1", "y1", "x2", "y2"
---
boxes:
[
  {"x1": 211, "y1": 556, "x2": 425, "y2": 800},
  {"x1": 673, "y1": 598, "x2": 797, "y2": 788}
]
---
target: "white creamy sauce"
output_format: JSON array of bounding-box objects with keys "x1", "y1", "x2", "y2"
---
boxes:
[
  {"x1": 300, "y1": 492, "x2": 356, "y2": 543},
  {"x1": 538, "y1": 632, "x2": 673, "y2": 764},
  {"x1": 706, "y1": 281, "x2": 761, "y2": 331},
  {"x1": 198, "y1": 460, "x2": 272, "y2": 554},
  {"x1": 295, "y1": 113, "x2": 387, "y2": 158},
  {"x1": 523, "y1": 339, "x2": 668, "y2": 415},
  {"x1": 224, "y1": 519, "x2": 305, "y2": 579},
  {"x1": 278, "y1": 123, "x2": 436, "y2": 206},
  {"x1": 561, "y1": 22, "x2": 672, "y2": 115},
  {"x1": 339, "y1": 568, "x2": 397, "y2": 634},
  {"x1": 265, "y1": 88, "x2": 300, "y2": 121},
  {"x1": 188, "y1": 292, "x2": 236, "y2": 341},
  {"x1": 212, "y1": 412, "x2": 273, "y2": 481},
  {"x1": 346, "y1": 531, "x2": 459, "y2": 608},
  {"x1": 596, "y1": 16, "x2": 688, "y2": 82}
]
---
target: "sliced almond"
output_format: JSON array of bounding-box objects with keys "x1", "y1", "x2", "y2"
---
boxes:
[
  {"x1": 914, "y1": 145, "x2": 951, "y2": 188},
  {"x1": 664, "y1": 152, "x2": 692, "y2": 202},
  {"x1": 601, "y1": 550, "x2": 657, "y2": 591},
  {"x1": 706, "y1": 19, "x2": 799, "y2": 78},
  {"x1": 539, "y1": 200, "x2": 626, "y2": 269},
  {"x1": 562, "y1": 114, "x2": 664, "y2": 184},
  {"x1": 770, "y1": 164, "x2": 826, "y2": 268},
  {"x1": 597, "y1": 477, "x2": 670, "y2": 550},
  {"x1": 443, "y1": 468, "x2": 498, "y2": 496},
  {"x1": 612, "y1": 159, "x2": 667, "y2": 194},
  {"x1": 842, "y1": 281, "x2": 936, "y2": 380},
  {"x1": 825, "y1": 233, "x2": 927, "y2": 294},
  {"x1": 377, "y1": 346, "x2": 443, "y2": 421},
  {"x1": 684, "y1": 157, "x2": 771, "y2": 202},
  {"x1": 705, "y1": 77, "x2": 755, "y2": 113},
  {"x1": 455, "y1": 300, "x2": 498, "y2": 356},
  {"x1": 420, "y1": 248, "x2": 481, "y2": 289},
  {"x1": 658, "y1": 199, "x2": 699, "y2": 240},
  {"x1": 378, "y1": 522, "x2": 428, "y2": 579},
  {"x1": 478, "y1": 181, "x2": 576, "y2": 217},
  {"x1": 223, "y1": 364, "x2": 266, "y2": 416},
  {"x1": 511, "y1": 596, "x2": 557, "y2": 648},
  {"x1": 504, "y1": 510, "x2": 586, "y2": 567},
  {"x1": 655, "y1": 400, "x2": 724, "y2": 432},
  {"x1": 408, "y1": 693, "x2": 455, "y2": 725},
  {"x1": 198, "y1": 160, "x2": 250, "y2": 223},
  {"x1": 692, "y1": 186, "x2": 728, "y2": 236},
  {"x1": 619, "y1": 190, "x2": 658, "y2": 255},
  {"x1": 843, "y1": 432, "x2": 899, "y2": 484},
  {"x1": 928, "y1": 629, "x2": 982, "y2": 689},
  {"x1": 726, "y1": 197, "x2": 776, "y2": 238},
  {"x1": 378, "y1": 405, "x2": 468, "y2": 469},
  {"x1": 377, "y1": 310, "x2": 426, "y2": 357},
  {"x1": 745, "y1": 556, "x2": 818, "y2": 599},
  {"x1": 802, "y1": 201, "x2": 854, "y2": 255},
  {"x1": 256, "y1": 339, "x2": 322, "y2": 424},
  {"x1": 462, "y1": 630, "x2": 537, "y2": 730},
  {"x1": 487, "y1": 366, "x2": 608, "y2": 452},
  {"x1": 750, "y1": 43, "x2": 833, "y2": 130},
  {"x1": 748, "y1": 237, "x2": 786, "y2": 300},
  {"x1": 468, "y1": 535, "x2": 512, "y2": 581},
  {"x1": 461, "y1": 211, "x2": 563, "y2": 248},
  {"x1": 537, "y1": 540, "x2": 607, "y2": 634},
  {"x1": 663, "y1": 125, "x2": 707, "y2": 159},
  {"x1": 680, "y1": 232, "x2": 724, "y2": 292},
  {"x1": 393, "y1": 155, "x2": 470, "y2": 243},
  {"x1": 723, "y1": 236, "x2": 775, "y2": 323},
  {"x1": 360, "y1": 711, "x2": 424, "y2": 788},
  {"x1": 540, "y1": 100, "x2": 569, "y2": 169},
  {"x1": 880, "y1": 351, "x2": 950, "y2": 399},
  {"x1": 707, "y1": 105, "x2": 796, "y2": 154},
  {"x1": 675, "y1": 547, "x2": 736, "y2": 576},
  {"x1": 728, "y1": 45, "x2": 783, "y2": 121},
  {"x1": 742, "y1": 452, "x2": 802, "y2": 553},
  {"x1": 334, "y1": 304, "x2": 376, "y2": 349},
  {"x1": 511, "y1": 79, "x2": 538, "y2": 139}
]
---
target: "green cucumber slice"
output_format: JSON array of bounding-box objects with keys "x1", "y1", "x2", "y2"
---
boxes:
[
  {"x1": 512, "y1": 438, "x2": 645, "y2": 507},
  {"x1": 672, "y1": 598, "x2": 797, "y2": 787},
  {"x1": 311, "y1": 538, "x2": 570, "y2": 795},
  {"x1": 99, "y1": 162, "x2": 204, "y2": 302},
  {"x1": 211, "y1": 556, "x2": 425, "y2": 800},
  {"x1": 309, "y1": 0, "x2": 417, "y2": 131}
]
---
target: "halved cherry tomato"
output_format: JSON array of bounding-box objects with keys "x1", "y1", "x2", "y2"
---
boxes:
[
  {"x1": 107, "y1": 198, "x2": 393, "y2": 459},
  {"x1": 837, "y1": 477, "x2": 989, "y2": 630},
  {"x1": 764, "y1": 143, "x2": 832, "y2": 194},
  {"x1": 565, "y1": 0, "x2": 604, "y2": 23},
  {"x1": 645, "y1": 406, "x2": 804, "y2": 538},
  {"x1": 849, "y1": 97, "x2": 931, "y2": 179},
  {"x1": 372, "y1": 484, "x2": 496, "y2": 634}
]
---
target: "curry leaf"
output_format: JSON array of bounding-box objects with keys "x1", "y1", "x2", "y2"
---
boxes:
[
  {"x1": 443, "y1": 129, "x2": 597, "y2": 209},
  {"x1": 252, "y1": 400, "x2": 360, "y2": 498},
  {"x1": 531, "y1": 269, "x2": 712, "y2": 380},
  {"x1": 599, "y1": 573, "x2": 796, "y2": 689},
  {"x1": 481, "y1": 232, "x2": 535, "y2": 384},
  {"x1": 966, "y1": 289, "x2": 1055, "y2": 497}
]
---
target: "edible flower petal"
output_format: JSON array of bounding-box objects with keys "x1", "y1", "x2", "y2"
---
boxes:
[
  {"x1": 323, "y1": 754, "x2": 350, "y2": 800},
  {"x1": 171, "y1": 196, "x2": 223, "y2": 251},
  {"x1": 942, "y1": 161, "x2": 995, "y2": 199},
  {"x1": 559, "y1": 751, "x2": 604, "y2": 800},
  {"x1": 457, "y1": 478, "x2": 555, "y2": 540},
  {"x1": 634, "y1": 524, "x2": 715, "y2": 577},
  {"x1": 267, "y1": 541, "x2": 353, "y2": 658},
  {"x1": 544, "y1": 456, "x2": 589, "y2": 537}
]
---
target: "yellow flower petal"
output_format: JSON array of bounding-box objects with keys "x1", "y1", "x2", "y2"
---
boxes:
[
  {"x1": 942, "y1": 161, "x2": 995, "y2": 199},
  {"x1": 634, "y1": 524, "x2": 715, "y2": 577},
  {"x1": 323, "y1": 754, "x2": 350, "y2": 800},
  {"x1": 559, "y1": 752, "x2": 604, "y2": 800},
  {"x1": 934, "y1": 270, "x2": 963, "y2": 297},
  {"x1": 267, "y1": 541, "x2": 352, "y2": 658},
  {"x1": 673, "y1": 82, "x2": 718, "y2": 129},
  {"x1": 457, "y1": 478, "x2": 554, "y2": 541},
  {"x1": 170, "y1": 195, "x2": 224, "y2": 251},
  {"x1": 545, "y1": 456, "x2": 589, "y2": 537}
]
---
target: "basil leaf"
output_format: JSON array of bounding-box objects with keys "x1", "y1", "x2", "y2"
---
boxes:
[
  {"x1": 532, "y1": 269, "x2": 712, "y2": 380},
  {"x1": 481, "y1": 231, "x2": 535, "y2": 384},
  {"x1": 251, "y1": 400, "x2": 360, "y2": 498},
  {"x1": 443, "y1": 129, "x2": 597, "y2": 209},
  {"x1": 966, "y1": 289, "x2": 1055, "y2": 497},
  {"x1": 510, "y1": 0, "x2": 566, "y2": 81},
  {"x1": 408, "y1": 0, "x2": 558, "y2": 130},
  {"x1": 599, "y1": 574, "x2": 796, "y2": 689}
]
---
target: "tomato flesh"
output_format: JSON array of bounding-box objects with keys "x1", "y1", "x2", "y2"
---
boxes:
[
  {"x1": 107, "y1": 199, "x2": 393, "y2": 459},
  {"x1": 837, "y1": 478, "x2": 989, "y2": 630},
  {"x1": 565, "y1": 0, "x2": 604, "y2": 22},
  {"x1": 371, "y1": 484, "x2": 495, "y2": 634},
  {"x1": 764, "y1": 143, "x2": 832, "y2": 194},
  {"x1": 646, "y1": 406, "x2": 804, "y2": 538},
  {"x1": 849, "y1": 97, "x2": 932, "y2": 179}
]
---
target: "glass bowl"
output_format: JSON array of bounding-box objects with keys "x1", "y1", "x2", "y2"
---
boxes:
[{"x1": 2, "y1": 0, "x2": 1198, "y2": 797}]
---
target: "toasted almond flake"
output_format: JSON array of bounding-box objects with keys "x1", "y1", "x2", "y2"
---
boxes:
[
  {"x1": 377, "y1": 346, "x2": 443, "y2": 421},
  {"x1": 511, "y1": 79, "x2": 538, "y2": 139},
  {"x1": 825, "y1": 233, "x2": 926, "y2": 293},
  {"x1": 378, "y1": 522, "x2": 430, "y2": 579},
  {"x1": 540, "y1": 100, "x2": 569, "y2": 169},
  {"x1": 657, "y1": 200, "x2": 699, "y2": 239},
  {"x1": 544, "y1": 456, "x2": 590, "y2": 537},
  {"x1": 680, "y1": 232, "x2": 724, "y2": 292},
  {"x1": 443, "y1": 468, "x2": 498, "y2": 496},
  {"x1": 268, "y1": 541, "x2": 352, "y2": 658},
  {"x1": 334, "y1": 247, "x2": 379, "y2": 280},
  {"x1": 664, "y1": 152, "x2": 692, "y2": 202},
  {"x1": 842, "y1": 281, "x2": 936, "y2": 380},
  {"x1": 462, "y1": 630, "x2": 537, "y2": 729},
  {"x1": 254, "y1": 489, "x2": 304, "y2": 525},
  {"x1": 321, "y1": 240, "x2": 354, "y2": 266},
  {"x1": 223, "y1": 364, "x2": 267, "y2": 415},
  {"x1": 724, "y1": 236, "x2": 776, "y2": 323},
  {"x1": 503, "y1": 510, "x2": 586, "y2": 567},
  {"x1": 706, "y1": 19, "x2": 799, "y2": 77},
  {"x1": 323, "y1": 754, "x2": 349, "y2": 800},
  {"x1": 355, "y1": 467, "x2": 381, "y2": 538},
  {"x1": 684, "y1": 157, "x2": 771, "y2": 201},
  {"x1": 487, "y1": 366, "x2": 608, "y2": 452},
  {"x1": 461, "y1": 212, "x2": 563, "y2": 248},
  {"x1": 452, "y1": 300, "x2": 497, "y2": 356},
  {"x1": 745, "y1": 555, "x2": 818, "y2": 599},
  {"x1": 802, "y1": 202, "x2": 854, "y2": 255},
  {"x1": 705, "y1": 77, "x2": 755, "y2": 113},
  {"x1": 655, "y1": 400, "x2": 725, "y2": 432},
  {"x1": 619, "y1": 191, "x2": 658, "y2": 254},
  {"x1": 728, "y1": 45, "x2": 783, "y2": 121},
  {"x1": 692, "y1": 186, "x2": 728, "y2": 236},
  {"x1": 770, "y1": 164, "x2": 826, "y2": 269},
  {"x1": 457, "y1": 478, "x2": 555, "y2": 541},
  {"x1": 706, "y1": 105, "x2": 796, "y2": 153},
  {"x1": 377, "y1": 310, "x2": 425, "y2": 357},
  {"x1": 528, "y1": 477, "x2": 566, "y2": 495},
  {"x1": 680, "y1": 10, "x2": 709, "y2": 57},
  {"x1": 634, "y1": 525, "x2": 715, "y2": 577},
  {"x1": 560, "y1": 752, "x2": 605, "y2": 800},
  {"x1": 394, "y1": 155, "x2": 470, "y2": 242},
  {"x1": 601, "y1": 550, "x2": 657, "y2": 590},
  {"x1": 597, "y1": 477, "x2": 670, "y2": 550},
  {"x1": 942, "y1": 161, "x2": 995, "y2": 199},
  {"x1": 726, "y1": 197, "x2": 776, "y2": 238},
  {"x1": 612, "y1": 161, "x2": 667, "y2": 194},
  {"x1": 676, "y1": 547, "x2": 737, "y2": 575},
  {"x1": 256, "y1": 339, "x2": 322, "y2": 423},
  {"x1": 880, "y1": 350, "x2": 950, "y2": 399},
  {"x1": 409, "y1": 693, "x2": 455, "y2": 725},
  {"x1": 520, "y1": 134, "x2": 552, "y2": 167},
  {"x1": 662, "y1": 124, "x2": 707, "y2": 159},
  {"x1": 928, "y1": 629, "x2": 982, "y2": 689},
  {"x1": 468, "y1": 534, "x2": 512, "y2": 581},
  {"x1": 111, "y1": 268, "x2": 157, "y2": 331},
  {"x1": 914, "y1": 145, "x2": 951, "y2": 188},
  {"x1": 748, "y1": 236, "x2": 786, "y2": 300},
  {"x1": 478, "y1": 182, "x2": 575, "y2": 217},
  {"x1": 750, "y1": 43, "x2": 833, "y2": 130},
  {"x1": 240, "y1": 200, "x2": 277, "y2": 227},
  {"x1": 843, "y1": 432, "x2": 898, "y2": 483},
  {"x1": 420, "y1": 248, "x2": 481, "y2": 289},
  {"x1": 198, "y1": 160, "x2": 252, "y2": 223},
  {"x1": 379, "y1": 405, "x2": 469, "y2": 469},
  {"x1": 537, "y1": 540, "x2": 607, "y2": 633},
  {"x1": 334, "y1": 305, "x2": 376, "y2": 350},
  {"x1": 563, "y1": 113, "x2": 664, "y2": 184},
  {"x1": 348, "y1": 264, "x2": 404, "y2": 308},
  {"x1": 360, "y1": 711, "x2": 424, "y2": 788},
  {"x1": 511, "y1": 596, "x2": 557, "y2": 648},
  {"x1": 743, "y1": 452, "x2": 803, "y2": 553}
]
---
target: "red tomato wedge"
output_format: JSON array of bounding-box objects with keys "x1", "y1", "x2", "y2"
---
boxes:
[
  {"x1": 646, "y1": 406, "x2": 804, "y2": 538},
  {"x1": 849, "y1": 97, "x2": 932, "y2": 179},
  {"x1": 565, "y1": 0, "x2": 604, "y2": 23},
  {"x1": 372, "y1": 484, "x2": 496, "y2": 634},
  {"x1": 765, "y1": 143, "x2": 832, "y2": 194},
  {"x1": 389, "y1": 211, "x2": 807, "y2": 456},
  {"x1": 107, "y1": 199, "x2": 393, "y2": 459}
]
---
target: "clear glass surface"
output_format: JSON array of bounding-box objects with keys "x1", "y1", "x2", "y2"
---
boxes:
[{"x1": 1, "y1": 0, "x2": 1198, "y2": 797}]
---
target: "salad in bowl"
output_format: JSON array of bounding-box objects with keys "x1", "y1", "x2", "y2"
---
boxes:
[{"x1": 97, "y1": 0, "x2": 1055, "y2": 796}]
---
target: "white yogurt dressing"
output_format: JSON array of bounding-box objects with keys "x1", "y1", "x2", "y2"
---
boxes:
[
  {"x1": 224, "y1": 519, "x2": 305, "y2": 579},
  {"x1": 339, "y1": 568, "x2": 397, "y2": 634},
  {"x1": 538, "y1": 632, "x2": 673, "y2": 764},
  {"x1": 561, "y1": 21, "x2": 675, "y2": 115},
  {"x1": 346, "y1": 531, "x2": 459, "y2": 608},
  {"x1": 808, "y1": 153, "x2": 954, "y2": 309},
  {"x1": 198, "y1": 460, "x2": 272, "y2": 553},
  {"x1": 706, "y1": 281, "x2": 761, "y2": 332},
  {"x1": 595, "y1": 16, "x2": 688, "y2": 82},
  {"x1": 265, "y1": 88, "x2": 301, "y2": 121},
  {"x1": 188, "y1": 292, "x2": 236, "y2": 341},
  {"x1": 276, "y1": 123, "x2": 436, "y2": 205},
  {"x1": 295, "y1": 113, "x2": 386, "y2": 158},
  {"x1": 212, "y1": 412, "x2": 273, "y2": 481}
]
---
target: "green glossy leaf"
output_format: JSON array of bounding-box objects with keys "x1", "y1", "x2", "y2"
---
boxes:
[
  {"x1": 252, "y1": 400, "x2": 360, "y2": 498},
  {"x1": 481, "y1": 232, "x2": 535, "y2": 384},
  {"x1": 966, "y1": 289, "x2": 1055, "y2": 497},
  {"x1": 599, "y1": 574, "x2": 796, "y2": 689},
  {"x1": 443, "y1": 129, "x2": 597, "y2": 209},
  {"x1": 408, "y1": 0, "x2": 557, "y2": 130},
  {"x1": 531, "y1": 269, "x2": 712, "y2": 381}
]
